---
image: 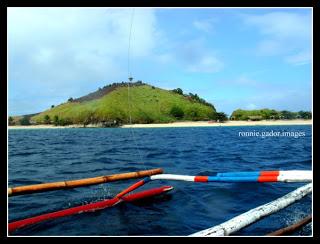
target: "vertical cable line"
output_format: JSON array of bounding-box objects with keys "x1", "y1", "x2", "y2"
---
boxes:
[
  {"x1": 127, "y1": 8, "x2": 145, "y2": 168},
  {"x1": 127, "y1": 7, "x2": 134, "y2": 125},
  {"x1": 127, "y1": 8, "x2": 135, "y2": 84}
]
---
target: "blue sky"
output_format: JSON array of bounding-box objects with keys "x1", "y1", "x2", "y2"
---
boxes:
[{"x1": 8, "y1": 7, "x2": 312, "y2": 116}]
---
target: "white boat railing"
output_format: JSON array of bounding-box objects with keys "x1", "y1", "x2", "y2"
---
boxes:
[{"x1": 189, "y1": 183, "x2": 312, "y2": 236}]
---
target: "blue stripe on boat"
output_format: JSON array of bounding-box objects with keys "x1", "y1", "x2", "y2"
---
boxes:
[
  {"x1": 216, "y1": 172, "x2": 260, "y2": 177},
  {"x1": 208, "y1": 176, "x2": 259, "y2": 182}
]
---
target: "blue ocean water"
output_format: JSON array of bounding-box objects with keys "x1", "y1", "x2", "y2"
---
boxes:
[{"x1": 8, "y1": 125, "x2": 312, "y2": 236}]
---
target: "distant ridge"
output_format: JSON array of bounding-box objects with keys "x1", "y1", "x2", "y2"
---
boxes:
[{"x1": 73, "y1": 81, "x2": 146, "y2": 103}]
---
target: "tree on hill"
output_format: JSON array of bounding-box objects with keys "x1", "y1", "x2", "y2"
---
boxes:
[
  {"x1": 170, "y1": 105, "x2": 184, "y2": 119},
  {"x1": 68, "y1": 97, "x2": 74, "y2": 102},
  {"x1": 187, "y1": 107, "x2": 199, "y2": 121},
  {"x1": 280, "y1": 110, "x2": 295, "y2": 120},
  {"x1": 82, "y1": 112, "x2": 94, "y2": 127},
  {"x1": 172, "y1": 88, "x2": 183, "y2": 95},
  {"x1": 53, "y1": 115, "x2": 59, "y2": 126},
  {"x1": 8, "y1": 116, "x2": 14, "y2": 125},
  {"x1": 187, "y1": 92, "x2": 215, "y2": 110},
  {"x1": 189, "y1": 93, "x2": 200, "y2": 101},
  {"x1": 215, "y1": 112, "x2": 228, "y2": 122},
  {"x1": 44, "y1": 115, "x2": 51, "y2": 124},
  {"x1": 52, "y1": 115, "x2": 72, "y2": 126},
  {"x1": 20, "y1": 116, "x2": 31, "y2": 125},
  {"x1": 259, "y1": 109, "x2": 280, "y2": 120},
  {"x1": 298, "y1": 111, "x2": 312, "y2": 119},
  {"x1": 51, "y1": 105, "x2": 55, "y2": 108}
]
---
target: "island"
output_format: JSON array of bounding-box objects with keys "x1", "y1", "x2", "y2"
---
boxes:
[{"x1": 8, "y1": 82, "x2": 312, "y2": 129}]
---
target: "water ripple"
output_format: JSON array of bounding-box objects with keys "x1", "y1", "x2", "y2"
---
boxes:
[{"x1": 8, "y1": 126, "x2": 312, "y2": 236}]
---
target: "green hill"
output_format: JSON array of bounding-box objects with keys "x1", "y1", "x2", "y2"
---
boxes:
[{"x1": 31, "y1": 82, "x2": 217, "y2": 126}]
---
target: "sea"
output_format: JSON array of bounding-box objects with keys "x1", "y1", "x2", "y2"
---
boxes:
[{"x1": 8, "y1": 125, "x2": 312, "y2": 236}]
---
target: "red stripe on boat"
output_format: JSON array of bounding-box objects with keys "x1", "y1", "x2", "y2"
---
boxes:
[
  {"x1": 8, "y1": 198, "x2": 120, "y2": 233},
  {"x1": 194, "y1": 176, "x2": 208, "y2": 182},
  {"x1": 115, "y1": 179, "x2": 145, "y2": 198},
  {"x1": 257, "y1": 175, "x2": 279, "y2": 182},
  {"x1": 9, "y1": 185, "x2": 173, "y2": 233},
  {"x1": 123, "y1": 186, "x2": 173, "y2": 202},
  {"x1": 260, "y1": 171, "x2": 279, "y2": 176}
]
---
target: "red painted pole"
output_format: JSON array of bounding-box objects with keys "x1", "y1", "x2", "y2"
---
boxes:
[{"x1": 9, "y1": 185, "x2": 173, "y2": 233}]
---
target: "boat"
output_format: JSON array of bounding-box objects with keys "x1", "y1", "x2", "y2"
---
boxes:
[{"x1": 8, "y1": 168, "x2": 312, "y2": 235}]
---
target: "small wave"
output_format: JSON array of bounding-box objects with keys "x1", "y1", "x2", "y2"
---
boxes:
[{"x1": 8, "y1": 126, "x2": 312, "y2": 236}]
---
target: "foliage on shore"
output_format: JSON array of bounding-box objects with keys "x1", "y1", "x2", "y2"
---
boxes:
[{"x1": 231, "y1": 109, "x2": 312, "y2": 121}]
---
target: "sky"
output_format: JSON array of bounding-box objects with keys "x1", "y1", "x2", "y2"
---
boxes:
[{"x1": 8, "y1": 7, "x2": 312, "y2": 116}]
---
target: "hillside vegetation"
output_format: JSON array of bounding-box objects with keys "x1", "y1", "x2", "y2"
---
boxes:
[
  {"x1": 231, "y1": 109, "x2": 312, "y2": 121},
  {"x1": 30, "y1": 83, "x2": 217, "y2": 126}
]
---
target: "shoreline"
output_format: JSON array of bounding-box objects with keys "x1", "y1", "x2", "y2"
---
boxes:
[
  {"x1": 8, "y1": 120, "x2": 312, "y2": 129},
  {"x1": 121, "y1": 120, "x2": 312, "y2": 128}
]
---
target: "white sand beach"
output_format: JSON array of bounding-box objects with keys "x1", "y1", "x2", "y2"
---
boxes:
[
  {"x1": 8, "y1": 124, "x2": 88, "y2": 129},
  {"x1": 8, "y1": 120, "x2": 311, "y2": 129},
  {"x1": 121, "y1": 120, "x2": 312, "y2": 128}
]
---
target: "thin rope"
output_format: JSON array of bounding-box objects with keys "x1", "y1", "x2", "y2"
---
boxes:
[
  {"x1": 126, "y1": 8, "x2": 145, "y2": 168},
  {"x1": 127, "y1": 7, "x2": 134, "y2": 125},
  {"x1": 127, "y1": 8, "x2": 135, "y2": 79},
  {"x1": 126, "y1": 8, "x2": 163, "y2": 162}
]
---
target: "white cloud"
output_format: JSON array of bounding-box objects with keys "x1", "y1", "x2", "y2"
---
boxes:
[
  {"x1": 155, "y1": 53, "x2": 174, "y2": 64},
  {"x1": 245, "y1": 103, "x2": 257, "y2": 110},
  {"x1": 256, "y1": 39, "x2": 283, "y2": 56},
  {"x1": 285, "y1": 51, "x2": 311, "y2": 66},
  {"x1": 8, "y1": 7, "x2": 161, "y2": 113},
  {"x1": 236, "y1": 74, "x2": 258, "y2": 85},
  {"x1": 9, "y1": 7, "x2": 159, "y2": 64},
  {"x1": 193, "y1": 16, "x2": 218, "y2": 33},
  {"x1": 242, "y1": 11, "x2": 311, "y2": 65},
  {"x1": 193, "y1": 19, "x2": 213, "y2": 33},
  {"x1": 245, "y1": 89, "x2": 311, "y2": 112},
  {"x1": 243, "y1": 12, "x2": 310, "y2": 40},
  {"x1": 187, "y1": 56, "x2": 223, "y2": 73},
  {"x1": 33, "y1": 47, "x2": 55, "y2": 64},
  {"x1": 151, "y1": 38, "x2": 224, "y2": 74},
  {"x1": 176, "y1": 39, "x2": 224, "y2": 73},
  {"x1": 215, "y1": 72, "x2": 265, "y2": 88}
]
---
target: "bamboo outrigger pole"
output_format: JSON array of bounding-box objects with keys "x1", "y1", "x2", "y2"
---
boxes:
[{"x1": 8, "y1": 168, "x2": 163, "y2": 197}]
